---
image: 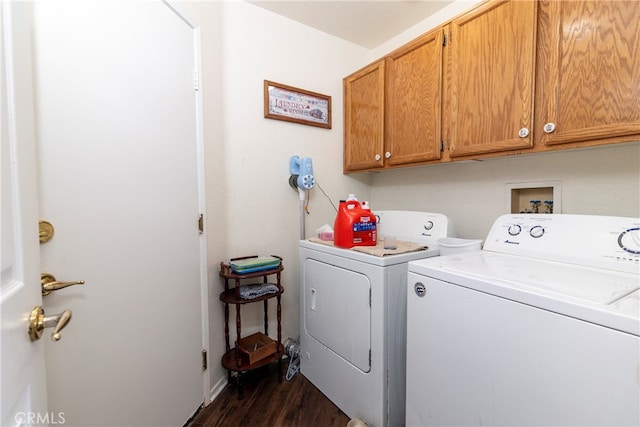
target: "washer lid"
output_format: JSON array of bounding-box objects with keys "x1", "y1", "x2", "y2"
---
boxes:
[
  {"x1": 408, "y1": 251, "x2": 640, "y2": 336},
  {"x1": 441, "y1": 252, "x2": 639, "y2": 305},
  {"x1": 612, "y1": 289, "x2": 640, "y2": 318}
]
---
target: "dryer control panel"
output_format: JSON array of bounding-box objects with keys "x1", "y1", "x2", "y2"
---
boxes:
[
  {"x1": 483, "y1": 214, "x2": 640, "y2": 274},
  {"x1": 375, "y1": 210, "x2": 456, "y2": 246}
]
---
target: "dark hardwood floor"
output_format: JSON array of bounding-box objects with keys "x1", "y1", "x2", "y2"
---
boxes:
[{"x1": 189, "y1": 363, "x2": 351, "y2": 427}]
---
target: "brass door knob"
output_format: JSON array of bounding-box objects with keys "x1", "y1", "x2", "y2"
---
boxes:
[
  {"x1": 28, "y1": 306, "x2": 73, "y2": 342},
  {"x1": 41, "y1": 273, "x2": 85, "y2": 296}
]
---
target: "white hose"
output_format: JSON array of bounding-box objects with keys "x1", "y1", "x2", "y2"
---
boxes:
[{"x1": 299, "y1": 188, "x2": 307, "y2": 240}]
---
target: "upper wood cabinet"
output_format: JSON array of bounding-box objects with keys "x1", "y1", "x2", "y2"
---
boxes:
[
  {"x1": 386, "y1": 30, "x2": 444, "y2": 166},
  {"x1": 343, "y1": 0, "x2": 640, "y2": 173},
  {"x1": 343, "y1": 60, "x2": 385, "y2": 172},
  {"x1": 448, "y1": 0, "x2": 538, "y2": 158},
  {"x1": 537, "y1": 0, "x2": 640, "y2": 146},
  {"x1": 343, "y1": 29, "x2": 444, "y2": 172}
]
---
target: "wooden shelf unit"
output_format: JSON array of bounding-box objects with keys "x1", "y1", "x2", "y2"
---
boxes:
[{"x1": 218, "y1": 255, "x2": 284, "y2": 399}]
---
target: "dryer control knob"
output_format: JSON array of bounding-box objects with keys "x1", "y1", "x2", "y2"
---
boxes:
[{"x1": 414, "y1": 282, "x2": 426, "y2": 297}]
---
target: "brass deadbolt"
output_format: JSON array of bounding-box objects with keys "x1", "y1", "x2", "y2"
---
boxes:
[{"x1": 39, "y1": 220, "x2": 55, "y2": 244}]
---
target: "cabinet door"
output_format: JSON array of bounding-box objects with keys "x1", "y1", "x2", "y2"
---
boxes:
[
  {"x1": 540, "y1": 0, "x2": 640, "y2": 146},
  {"x1": 344, "y1": 60, "x2": 385, "y2": 172},
  {"x1": 449, "y1": 0, "x2": 537, "y2": 158},
  {"x1": 386, "y1": 29, "x2": 443, "y2": 166}
]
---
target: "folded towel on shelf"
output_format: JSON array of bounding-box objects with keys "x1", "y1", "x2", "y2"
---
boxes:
[
  {"x1": 239, "y1": 283, "x2": 279, "y2": 300},
  {"x1": 230, "y1": 256, "x2": 281, "y2": 274}
]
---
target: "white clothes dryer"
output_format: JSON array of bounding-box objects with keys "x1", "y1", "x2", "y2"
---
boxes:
[
  {"x1": 407, "y1": 214, "x2": 640, "y2": 426},
  {"x1": 299, "y1": 211, "x2": 455, "y2": 427}
]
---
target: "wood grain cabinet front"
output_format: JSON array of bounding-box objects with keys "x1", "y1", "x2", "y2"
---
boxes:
[
  {"x1": 343, "y1": 0, "x2": 640, "y2": 172},
  {"x1": 343, "y1": 29, "x2": 444, "y2": 172},
  {"x1": 536, "y1": 0, "x2": 640, "y2": 148},
  {"x1": 386, "y1": 29, "x2": 444, "y2": 167},
  {"x1": 447, "y1": 0, "x2": 538, "y2": 158},
  {"x1": 343, "y1": 60, "x2": 386, "y2": 172}
]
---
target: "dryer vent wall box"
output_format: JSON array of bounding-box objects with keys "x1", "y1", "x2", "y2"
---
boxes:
[{"x1": 299, "y1": 211, "x2": 455, "y2": 427}]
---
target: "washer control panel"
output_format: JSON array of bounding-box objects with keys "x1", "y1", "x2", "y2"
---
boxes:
[{"x1": 483, "y1": 214, "x2": 640, "y2": 274}]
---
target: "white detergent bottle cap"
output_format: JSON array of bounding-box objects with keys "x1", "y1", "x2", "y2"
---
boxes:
[{"x1": 347, "y1": 193, "x2": 358, "y2": 201}]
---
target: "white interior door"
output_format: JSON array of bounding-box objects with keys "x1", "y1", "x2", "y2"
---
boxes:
[
  {"x1": 1, "y1": 2, "x2": 49, "y2": 426},
  {"x1": 32, "y1": 1, "x2": 206, "y2": 426}
]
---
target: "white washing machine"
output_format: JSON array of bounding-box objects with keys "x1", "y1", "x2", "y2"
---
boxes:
[
  {"x1": 407, "y1": 214, "x2": 640, "y2": 426},
  {"x1": 299, "y1": 211, "x2": 455, "y2": 427}
]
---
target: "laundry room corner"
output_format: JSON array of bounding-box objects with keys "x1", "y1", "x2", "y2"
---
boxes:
[{"x1": 182, "y1": 0, "x2": 377, "y2": 400}]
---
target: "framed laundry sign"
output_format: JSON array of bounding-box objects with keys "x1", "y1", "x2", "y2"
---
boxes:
[{"x1": 264, "y1": 80, "x2": 331, "y2": 129}]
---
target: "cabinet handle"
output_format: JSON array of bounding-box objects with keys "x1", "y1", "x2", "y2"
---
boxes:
[
  {"x1": 385, "y1": 152, "x2": 391, "y2": 159},
  {"x1": 375, "y1": 154, "x2": 381, "y2": 161},
  {"x1": 543, "y1": 122, "x2": 556, "y2": 133},
  {"x1": 518, "y1": 128, "x2": 529, "y2": 138}
]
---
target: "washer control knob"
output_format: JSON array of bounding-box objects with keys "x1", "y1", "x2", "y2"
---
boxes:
[
  {"x1": 424, "y1": 221, "x2": 434, "y2": 230},
  {"x1": 414, "y1": 282, "x2": 426, "y2": 297},
  {"x1": 508, "y1": 224, "x2": 522, "y2": 236},
  {"x1": 529, "y1": 225, "x2": 545, "y2": 238},
  {"x1": 618, "y1": 227, "x2": 640, "y2": 255}
]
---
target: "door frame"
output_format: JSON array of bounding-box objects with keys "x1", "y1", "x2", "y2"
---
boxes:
[{"x1": 164, "y1": 0, "x2": 211, "y2": 405}]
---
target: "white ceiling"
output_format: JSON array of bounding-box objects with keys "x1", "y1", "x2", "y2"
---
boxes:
[{"x1": 247, "y1": 0, "x2": 456, "y2": 49}]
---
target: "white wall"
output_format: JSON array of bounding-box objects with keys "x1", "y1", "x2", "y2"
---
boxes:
[
  {"x1": 369, "y1": 144, "x2": 640, "y2": 239},
  {"x1": 217, "y1": 0, "x2": 375, "y2": 378}
]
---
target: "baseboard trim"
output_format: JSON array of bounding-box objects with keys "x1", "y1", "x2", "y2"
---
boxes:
[{"x1": 209, "y1": 375, "x2": 228, "y2": 402}]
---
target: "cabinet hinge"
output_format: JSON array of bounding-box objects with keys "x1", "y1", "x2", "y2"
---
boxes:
[
  {"x1": 198, "y1": 214, "x2": 204, "y2": 233},
  {"x1": 202, "y1": 349, "x2": 207, "y2": 371},
  {"x1": 442, "y1": 33, "x2": 447, "y2": 47},
  {"x1": 441, "y1": 140, "x2": 446, "y2": 152},
  {"x1": 193, "y1": 70, "x2": 200, "y2": 91}
]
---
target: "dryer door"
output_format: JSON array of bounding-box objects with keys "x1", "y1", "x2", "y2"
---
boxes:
[{"x1": 303, "y1": 259, "x2": 371, "y2": 372}]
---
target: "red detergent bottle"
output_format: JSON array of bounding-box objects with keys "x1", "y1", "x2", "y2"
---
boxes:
[{"x1": 334, "y1": 195, "x2": 377, "y2": 248}]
